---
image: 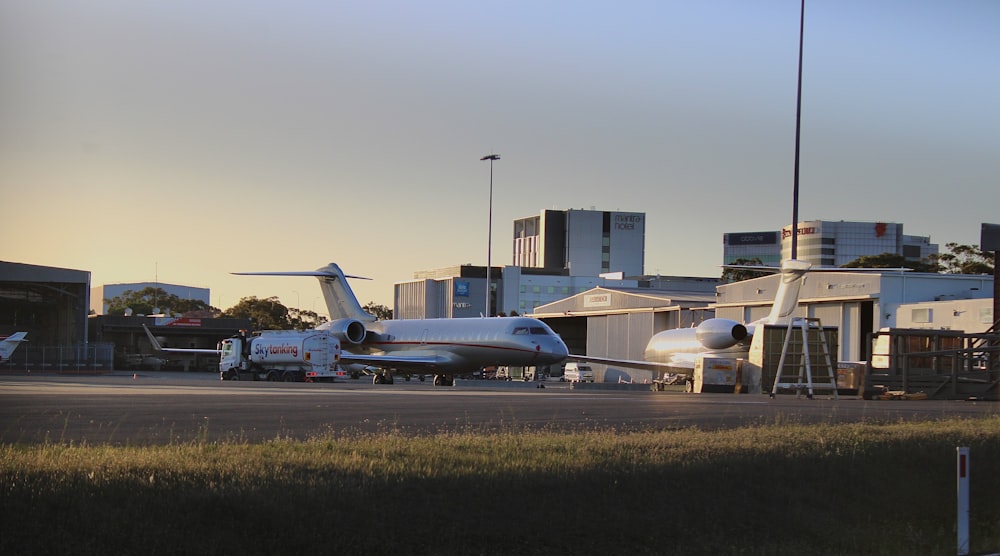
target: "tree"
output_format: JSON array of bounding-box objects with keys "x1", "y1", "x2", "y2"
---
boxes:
[
  {"x1": 289, "y1": 308, "x2": 329, "y2": 331},
  {"x1": 841, "y1": 244, "x2": 994, "y2": 274},
  {"x1": 104, "y1": 287, "x2": 216, "y2": 316},
  {"x1": 721, "y1": 258, "x2": 770, "y2": 283},
  {"x1": 840, "y1": 253, "x2": 940, "y2": 272},
  {"x1": 928, "y1": 243, "x2": 994, "y2": 275},
  {"x1": 222, "y1": 296, "x2": 293, "y2": 330},
  {"x1": 363, "y1": 301, "x2": 393, "y2": 321}
]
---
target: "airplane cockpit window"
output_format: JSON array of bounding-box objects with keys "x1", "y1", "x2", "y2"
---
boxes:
[{"x1": 512, "y1": 326, "x2": 552, "y2": 335}]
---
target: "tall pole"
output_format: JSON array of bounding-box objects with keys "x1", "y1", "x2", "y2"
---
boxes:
[
  {"x1": 791, "y1": 0, "x2": 805, "y2": 260},
  {"x1": 481, "y1": 154, "x2": 500, "y2": 316}
]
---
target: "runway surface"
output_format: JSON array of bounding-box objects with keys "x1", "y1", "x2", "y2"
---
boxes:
[{"x1": 3, "y1": 371, "x2": 999, "y2": 445}]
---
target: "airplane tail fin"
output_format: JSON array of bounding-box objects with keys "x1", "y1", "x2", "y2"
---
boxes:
[
  {"x1": 764, "y1": 259, "x2": 812, "y2": 325},
  {"x1": 233, "y1": 264, "x2": 376, "y2": 323},
  {"x1": 0, "y1": 332, "x2": 28, "y2": 360}
]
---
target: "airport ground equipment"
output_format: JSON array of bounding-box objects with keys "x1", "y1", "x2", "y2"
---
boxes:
[
  {"x1": 219, "y1": 329, "x2": 343, "y2": 382},
  {"x1": 690, "y1": 356, "x2": 740, "y2": 393},
  {"x1": 867, "y1": 326, "x2": 1000, "y2": 400},
  {"x1": 768, "y1": 318, "x2": 838, "y2": 399}
]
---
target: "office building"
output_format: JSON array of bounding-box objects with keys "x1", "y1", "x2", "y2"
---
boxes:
[
  {"x1": 513, "y1": 208, "x2": 645, "y2": 276},
  {"x1": 723, "y1": 220, "x2": 937, "y2": 267}
]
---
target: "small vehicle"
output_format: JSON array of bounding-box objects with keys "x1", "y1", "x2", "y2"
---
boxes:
[{"x1": 563, "y1": 362, "x2": 595, "y2": 383}]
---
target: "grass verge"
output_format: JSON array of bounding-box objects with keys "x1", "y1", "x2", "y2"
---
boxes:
[{"x1": 4, "y1": 417, "x2": 1000, "y2": 555}]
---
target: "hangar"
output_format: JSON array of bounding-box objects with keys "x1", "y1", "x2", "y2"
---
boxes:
[
  {"x1": 534, "y1": 269, "x2": 994, "y2": 383},
  {"x1": 0, "y1": 261, "x2": 108, "y2": 370},
  {"x1": 0, "y1": 261, "x2": 250, "y2": 372},
  {"x1": 532, "y1": 286, "x2": 716, "y2": 383},
  {"x1": 0, "y1": 261, "x2": 91, "y2": 346}
]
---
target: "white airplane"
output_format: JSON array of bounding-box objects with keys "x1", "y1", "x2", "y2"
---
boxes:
[
  {"x1": 233, "y1": 263, "x2": 570, "y2": 385},
  {"x1": 0, "y1": 332, "x2": 28, "y2": 363},
  {"x1": 568, "y1": 259, "x2": 814, "y2": 373}
]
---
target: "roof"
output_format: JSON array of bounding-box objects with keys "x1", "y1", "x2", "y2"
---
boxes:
[{"x1": 531, "y1": 286, "x2": 715, "y2": 316}]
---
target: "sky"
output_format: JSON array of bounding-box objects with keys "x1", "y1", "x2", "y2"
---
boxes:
[{"x1": 2, "y1": 0, "x2": 998, "y2": 312}]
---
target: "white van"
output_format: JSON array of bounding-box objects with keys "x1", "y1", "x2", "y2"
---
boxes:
[{"x1": 563, "y1": 362, "x2": 595, "y2": 383}]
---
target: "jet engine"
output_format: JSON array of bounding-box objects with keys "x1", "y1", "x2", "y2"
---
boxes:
[
  {"x1": 694, "y1": 319, "x2": 748, "y2": 350},
  {"x1": 324, "y1": 318, "x2": 367, "y2": 345}
]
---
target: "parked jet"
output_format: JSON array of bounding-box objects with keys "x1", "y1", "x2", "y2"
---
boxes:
[
  {"x1": 568, "y1": 259, "x2": 814, "y2": 373},
  {"x1": 0, "y1": 332, "x2": 28, "y2": 363},
  {"x1": 233, "y1": 263, "x2": 570, "y2": 385}
]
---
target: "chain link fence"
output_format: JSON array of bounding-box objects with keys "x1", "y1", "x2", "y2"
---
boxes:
[{"x1": 0, "y1": 342, "x2": 115, "y2": 373}]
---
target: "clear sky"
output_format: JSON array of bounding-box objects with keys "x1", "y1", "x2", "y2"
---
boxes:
[{"x1": 2, "y1": 1, "x2": 997, "y2": 311}]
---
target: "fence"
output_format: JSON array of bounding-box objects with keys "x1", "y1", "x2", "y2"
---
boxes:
[{"x1": 0, "y1": 342, "x2": 115, "y2": 373}]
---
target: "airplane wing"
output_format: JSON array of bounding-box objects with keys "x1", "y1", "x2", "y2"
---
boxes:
[
  {"x1": 142, "y1": 324, "x2": 222, "y2": 354},
  {"x1": 566, "y1": 353, "x2": 694, "y2": 372},
  {"x1": 338, "y1": 351, "x2": 456, "y2": 371}
]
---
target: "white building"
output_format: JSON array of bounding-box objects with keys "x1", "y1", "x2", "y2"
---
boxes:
[{"x1": 723, "y1": 220, "x2": 937, "y2": 267}]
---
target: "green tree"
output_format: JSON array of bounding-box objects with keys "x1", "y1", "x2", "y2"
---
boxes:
[
  {"x1": 104, "y1": 287, "x2": 216, "y2": 316},
  {"x1": 222, "y1": 296, "x2": 292, "y2": 330},
  {"x1": 289, "y1": 308, "x2": 329, "y2": 330},
  {"x1": 840, "y1": 253, "x2": 941, "y2": 272},
  {"x1": 928, "y1": 243, "x2": 994, "y2": 274},
  {"x1": 721, "y1": 258, "x2": 770, "y2": 283},
  {"x1": 363, "y1": 302, "x2": 393, "y2": 321}
]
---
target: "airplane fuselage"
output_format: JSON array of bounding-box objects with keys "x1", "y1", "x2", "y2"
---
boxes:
[{"x1": 343, "y1": 317, "x2": 568, "y2": 374}]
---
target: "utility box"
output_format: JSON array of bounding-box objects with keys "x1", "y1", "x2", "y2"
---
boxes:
[
  {"x1": 836, "y1": 361, "x2": 866, "y2": 393},
  {"x1": 693, "y1": 356, "x2": 739, "y2": 393}
]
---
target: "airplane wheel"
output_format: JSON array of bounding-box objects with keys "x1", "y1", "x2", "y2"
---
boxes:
[{"x1": 373, "y1": 374, "x2": 383, "y2": 385}]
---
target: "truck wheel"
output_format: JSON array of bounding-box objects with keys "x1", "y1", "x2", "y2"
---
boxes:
[
  {"x1": 267, "y1": 370, "x2": 280, "y2": 382},
  {"x1": 282, "y1": 371, "x2": 296, "y2": 382}
]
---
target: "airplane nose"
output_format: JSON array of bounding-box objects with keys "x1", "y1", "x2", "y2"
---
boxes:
[{"x1": 547, "y1": 339, "x2": 569, "y2": 361}]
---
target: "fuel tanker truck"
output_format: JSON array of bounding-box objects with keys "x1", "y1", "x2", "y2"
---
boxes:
[{"x1": 219, "y1": 329, "x2": 344, "y2": 382}]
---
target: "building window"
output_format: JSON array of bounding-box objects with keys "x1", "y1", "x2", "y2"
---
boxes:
[{"x1": 911, "y1": 308, "x2": 932, "y2": 323}]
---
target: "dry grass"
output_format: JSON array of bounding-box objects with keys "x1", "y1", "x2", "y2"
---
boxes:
[{"x1": 4, "y1": 417, "x2": 1000, "y2": 555}]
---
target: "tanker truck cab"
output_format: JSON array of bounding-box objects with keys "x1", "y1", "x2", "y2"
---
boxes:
[{"x1": 219, "y1": 335, "x2": 246, "y2": 374}]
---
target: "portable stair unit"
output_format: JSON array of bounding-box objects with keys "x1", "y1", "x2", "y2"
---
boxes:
[{"x1": 769, "y1": 318, "x2": 838, "y2": 399}]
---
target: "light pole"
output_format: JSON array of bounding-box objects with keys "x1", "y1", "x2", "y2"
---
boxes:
[{"x1": 480, "y1": 153, "x2": 500, "y2": 316}]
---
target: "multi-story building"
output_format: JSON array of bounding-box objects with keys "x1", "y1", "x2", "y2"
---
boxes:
[
  {"x1": 395, "y1": 208, "x2": 719, "y2": 318},
  {"x1": 722, "y1": 231, "x2": 782, "y2": 266},
  {"x1": 723, "y1": 220, "x2": 937, "y2": 267},
  {"x1": 513, "y1": 208, "x2": 645, "y2": 276}
]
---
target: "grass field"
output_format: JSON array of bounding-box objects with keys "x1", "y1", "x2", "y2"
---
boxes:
[{"x1": 4, "y1": 416, "x2": 1000, "y2": 555}]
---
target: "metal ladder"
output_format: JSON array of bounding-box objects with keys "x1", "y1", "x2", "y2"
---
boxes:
[{"x1": 770, "y1": 317, "x2": 838, "y2": 399}]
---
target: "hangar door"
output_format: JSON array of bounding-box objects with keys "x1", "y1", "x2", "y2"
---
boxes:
[{"x1": 587, "y1": 312, "x2": 654, "y2": 361}]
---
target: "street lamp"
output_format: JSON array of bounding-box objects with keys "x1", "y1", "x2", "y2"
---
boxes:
[{"x1": 480, "y1": 153, "x2": 500, "y2": 316}]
